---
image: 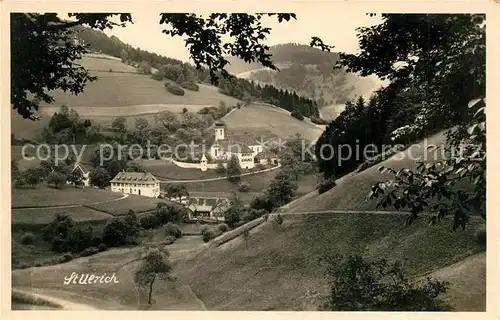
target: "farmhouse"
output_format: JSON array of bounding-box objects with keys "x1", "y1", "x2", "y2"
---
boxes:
[
  {"x1": 110, "y1": 171, "x2": 160, "y2": 198},
  {"x1": 186, "y1": 196, "x2": 230, "y2": 221},
  {"x1": 210, "y1": 121, "x2": 264, "y2": 169},
  {"x1": 69, "y1": 162, "x2": 91, "y2": 187}
]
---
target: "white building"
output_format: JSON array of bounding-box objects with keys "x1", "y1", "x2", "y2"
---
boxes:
[
  {"x1": 69, "y1": 162, "x2": 91, "y2": 187},
  {"x1": 210, "y1": 121, "x2": 264, "y2": 169},
  {"x1": 110, "y1": 172, "x2": 160, "y2": 198}
]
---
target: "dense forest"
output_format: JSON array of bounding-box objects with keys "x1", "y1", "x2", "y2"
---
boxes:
[{"x1": 75, "y1": 27, "x2": 320, "y2": 117}]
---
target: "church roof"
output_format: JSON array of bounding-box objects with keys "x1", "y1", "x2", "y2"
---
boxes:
[
  {"x1": 214, "y1": 140, "x2": 253, "y2": 154},
  {"x1": 110, "y1": 172, "x2": 159, "y2": 184},
  {"x1": 227, "y1": 133, "x2": 260, "y2": 146}
]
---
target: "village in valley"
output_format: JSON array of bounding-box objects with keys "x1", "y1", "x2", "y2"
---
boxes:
[{"x1": 9, "y1": 12, "x2": 488, "y2": 313}]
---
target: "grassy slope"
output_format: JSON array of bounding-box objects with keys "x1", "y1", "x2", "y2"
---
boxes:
[
  {"x1": 11, "y1": 55, "x2": 240, "y2": 140},
  {"x1": 12, "y1": 236, "x2": 208, "y2": 310},
  {"x1": 224, "y1": 103, "x2": 324, "y2": 142},
  {"x1": 287, "y1": 132, "x2": 450, "y2": 213},
  {"x1": 11, "y1": 186, "x2": 123, "y2": 208},
  {"x1": 175, "y1": 213, "x2": 484, "y2": 311},
  {"x1": 12, "y1": 207, "x2": 113, "y2": 225}
]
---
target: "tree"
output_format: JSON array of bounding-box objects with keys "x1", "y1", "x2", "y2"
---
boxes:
[
  {"x1": 123, "y1": 209, "x2": 141, "y2": 240},
  {"x1": 266, "y1": 170, "x2": 298, "y2": 208},
  {"x1": 46, "y1": 171, "x2": 67, "y2": 189},
  {"x1": 89, "y1": 167, "x2": 112, "y2": 188},
  {"x1": 182, "y1": 107, "x2": 188, "y2": 114},
  {"x1": 111, "y1": 116, "x2": 127, "y2": 134},
  {"x1": 102, "y1": 218, "x2": 129, "y2": 247},
  {"x1": 320, "y1": 254, "x2": 450, "y2": 311},
  {"x1": 23, "y1": 167, "x2": 44, "y2": 187},
  {"x1": 11, "y1": 13, "x2": 298, "y2": 120},
  {"x1": 135, "y1": 117, "x2": 150, "y2": 132},
  {"x1": 223, "y1": 201, "x2": 245, "y2": 229},
  {"x1": 134, "y1": 247, "x2": 173, "y2": 305},
  {"x1": 226, "y1": 155, "x2": 242, "y2": 183}
]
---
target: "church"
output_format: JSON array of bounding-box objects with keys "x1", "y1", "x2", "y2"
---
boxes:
[{"x1": 209, "y1": 121, "x2": 264, "y2": 170}]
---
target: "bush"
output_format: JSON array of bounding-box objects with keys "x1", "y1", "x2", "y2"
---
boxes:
[
  {"x1": 475, "y1": 229, "x2": 486, "y2": 246},
  {"x1": 310, "y1": 116, "x2": 329, "y2": 125},
  {"x1": 237, "y1": 181, "x2": 251, "y2": 192},
  {"x1": 20, "y1": 232, "x2": 35, "y2": 245},
  {"x1": 165, "y1": 82, "x2": 185, "y2": 95},
  {"x1": 217, "y1": 223, "x2": 229, "y2": 232},
  {"x1": 180, "y1": 81, "x2": 199, "y2": 91},
  {"x1": 98, "y1": 243, "x2": 108, "y2": 252},
  {"x1": 163, "y1": 236, "x2": 177, "y2": 245},
  {"x1": 102, "y1": 218, "x2": 128, "y2": 247},
  {"x1": 151, "y1": 70, "x2": 164, "y2": 81},
  {"x1": 164, "y1": 222, "x2": 183, "y2": 238},
  {"x1": 215, "y1": 162, "x2": 226, "y2": 174},
  {"x1": 78, "y1": 246, "x2": 99, "y2": 257},
  {"x1": 320, "y1": 254, "x2": 451, "y2": 311},
  {"x1": 61, "y1": 253, "x2": 74, "y2": 262},
  {"x1": 291, "y1": 110, "x2": 304, "y2": 121},
  {"x1": 317, "y1": 177, "x2": 336, "y2": 194},
  {"x1": 273, "y1": 214, "x2": 284, "y2": 227},
  {"x1": 202, "y1": 230, "x2": 215, "y2": 242},
  {"x1": 140, "y1": 214, "x2": 160, "y2": 229}
]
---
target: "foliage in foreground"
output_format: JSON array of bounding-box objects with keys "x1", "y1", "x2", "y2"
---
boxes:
[{"x1": 320, "y1": 254, "x2": 451, "y2": 311}]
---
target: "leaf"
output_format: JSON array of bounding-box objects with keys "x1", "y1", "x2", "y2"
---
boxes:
[{"x1": 468, "y1": 98, "x2": 483, "y2": 109}]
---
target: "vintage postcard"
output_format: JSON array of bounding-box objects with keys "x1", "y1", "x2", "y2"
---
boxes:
[{"x1": 1, "y1": 0, "x2": 499, "y2": 319}]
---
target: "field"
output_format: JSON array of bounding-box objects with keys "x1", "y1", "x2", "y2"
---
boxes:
[
  {"x1": 11, "y1": 187, "x2": 123, "y2": 208},
  {"x1": 85, "y1": 194, "x2": 164, "y2": 216},
  {"x1": 175, "y1": 213, "x2": 485, "y2": 311},
  {"x1": 12, "y1": 207, "x2": 113, "y2": 225},
  {"x1": 223, "y1": 103, "x2": 325, "y2": 142}
]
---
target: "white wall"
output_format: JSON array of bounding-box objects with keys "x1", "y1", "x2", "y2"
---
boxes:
[{"x1": 111, "y1": 182, "x2": 160, "y2": 198}]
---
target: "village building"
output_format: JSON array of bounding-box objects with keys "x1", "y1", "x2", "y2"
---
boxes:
[
  {"x1": 69, "y1": 162, "x2": 91, "y2": 187},
  {"x1": 186, "y1": 196, "x2": 230, "y2": 221},
  {"x1": 110, "y1": 171, "x2": 160, "y2": 198},
  {"x1": 210, "y1": 121, "x2": 267, "y2": 169}
]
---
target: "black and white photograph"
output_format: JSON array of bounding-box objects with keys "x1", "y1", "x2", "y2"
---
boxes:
[{"x1": 4, "y1": 2, "x2": 496, "y2": 314}]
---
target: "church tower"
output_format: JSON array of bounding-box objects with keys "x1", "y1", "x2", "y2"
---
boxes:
[{"x1": 214, "y1": 121, "x2": 226, "y2": 141}]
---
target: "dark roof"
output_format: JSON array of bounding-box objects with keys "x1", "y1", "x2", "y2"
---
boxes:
[
  {"x1": 227, "y1": 134, "x2": 260, "y2": 146},
  {"x1": 73, "y1": 162, "x2": 91, "y2": 175},
  {"x1": 110, "y1": 172, "x2": 159, "y2": 184},
  {"x1": 214, "y1": 140, "x2": 253, "y2": 154},
  {"x1": 214, "y1": 120, "x2": 226, "y2": 127}
]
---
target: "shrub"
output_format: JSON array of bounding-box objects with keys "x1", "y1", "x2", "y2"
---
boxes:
[
  {"x1": 237, "y1": 181, "x2": 251, "y2": 192},
  {"x1": 317, "y1": 177, "x2": 337, "y2": 194},
  {"x1": 272, "y1": 214, "x2": 284, "y2": 228},
  {"x1": 61, "y1": 253, "x2": 74, "y2": 262},
  {"x1": 91, "y1": 236, "x2": 103, "y2": 247},
  {"x1": 217, "y1": 223, "x2": 229, "y2": 232},
  {"x1": 66, "y1": 224, "x2": 93, "y2": 253},
  {"x1": 102, "y1": 218, "x2": 128, "y2": 247},
  {"x1": 310, "y1": 116, "x2": 329, "y2": 125},
  {"x1": 164, "y1": 222, "x2": 182, "y2": 238},
  {"x1": 180, "y1": 81, "x2": 199, "y2": 91},
  {"x1": 155, "y1": 202, "x2": 187, "y2": 224},
  {"x1": 200, "y1": 225, "x2": 210, "y2": 234},
  {"x1": 163, "y1": 236, "x2": 177, "y2": 245},
  {"x1": 78, "y1": 246, "x2": 99, "y2": 257},
  {"x1": 320, "y1": 254, "x2": 451, "y2": 311},
  {"x1": 215, "y1": 162, "x2": 226, "y2": 174},
  {"x1": 202, "y1": 230, "x2": 215, "y2": 242},
  {"x1": 165, "y1": 82, "x2": 185, "y2": 96},
  {"x1": 291, "y1": 110, "x2": 304, "y2": 121},
  {"x1": 98, "y1": 243, "x2": 108, "y2": 252},
  {"x1": 20, "y1": 232, "x2": 35, "y2": 245},
  {"x1": 475, "y1": 229, "x2": 486, "y2": 246},
  {"x1": 151, "y1": 70, "x2": 164, "y2": 81},
  {"x1": 140, "y1": 214, "x2": 160, "y2": 229}
]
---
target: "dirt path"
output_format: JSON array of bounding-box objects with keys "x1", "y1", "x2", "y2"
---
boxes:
[{"x1": 12, "y1": 288, "x2": 97, "y2": 310}]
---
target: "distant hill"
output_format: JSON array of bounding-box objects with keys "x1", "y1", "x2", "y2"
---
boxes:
[{"x1": 226, "y1": 43, "x2": 385, "y2": 106}]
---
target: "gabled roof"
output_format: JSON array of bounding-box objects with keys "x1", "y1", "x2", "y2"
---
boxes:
[
  {"x1": 73, "y1": 162, "x2": 91, "y2": 175},
  {"x1": 213, "y1": 140, "x2": 254, "y2": 154},
  {"x1": 227, "y1": 134, "x2": 261, "y2": 147},
  {"x1": 110, "y1": 171, "x2": 159, "y2": 184}
]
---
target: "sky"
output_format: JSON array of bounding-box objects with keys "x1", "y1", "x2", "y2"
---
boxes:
[{"x1": 95, "y1": 11, "x2": 384, "y2": 62}]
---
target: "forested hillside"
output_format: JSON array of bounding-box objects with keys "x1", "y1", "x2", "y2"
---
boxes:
[
  {"x1": 225, "y1": 43, "x2": 383, "y2": 105},
  {"x1": 75, "y1": 28, "x2": 320, "y2": 117}
]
